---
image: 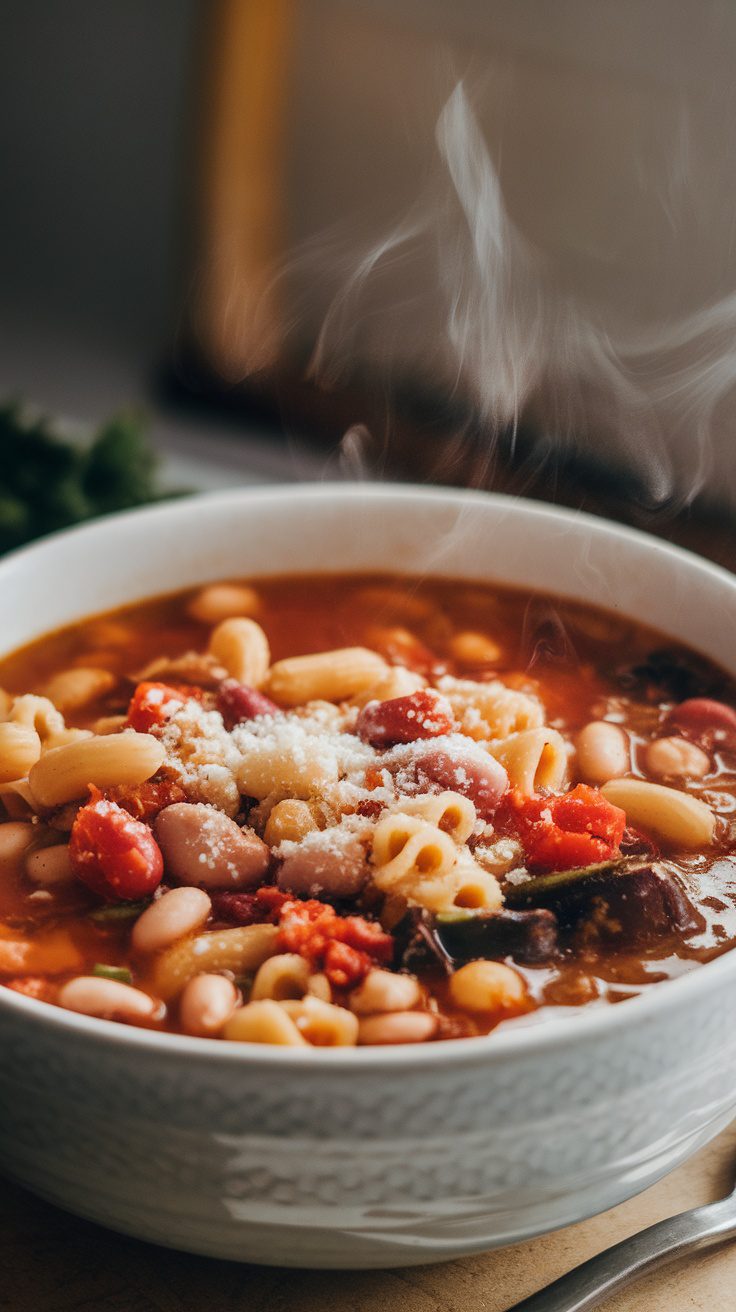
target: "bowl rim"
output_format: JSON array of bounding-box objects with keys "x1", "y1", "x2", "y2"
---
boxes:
[{"x1": 2, "y1": 480, "x2": 736, "y2": 1070}]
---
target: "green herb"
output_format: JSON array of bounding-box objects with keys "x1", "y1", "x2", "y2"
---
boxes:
[
  {"x1": 92, "y1": 964, "x2": 133, "y2": 985},
  {"x1": 89, "y1": 899, "x2": 151, "y2": 923},
  {"x1": 0, "y1": 402, "x2": 184, "y2": 555}
]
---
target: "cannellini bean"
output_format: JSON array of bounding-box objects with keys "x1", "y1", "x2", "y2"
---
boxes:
[
  {"x1": 58, "y1": 976, "x2": 159, "y2": 1022},
  {"x1": 188, "y1": 582, "x2": 261, "y2": 624},
  {"x1": 265, "y1": 647, "x2": 387, "y2": 706},
  {"x1": 28, "y1": 732, "x2": 165, "y2": 808},
  {"x1": 0, "y1": 723, "x2": 41, "y2": 783},
  {"x1": 645, "y1": 736, "x2": 710, "y2": 780},
  {"x1": 25, "y1": 844, "x2": 74, "y2": 886},
  {"x1": 349, "y1": 969, "x2": 421, "y2": 1015},
  {"x1": 154, "y1": 803, "x2": 270, "y2": 889},
  {"x1": 0, "y1": 821, "x2": 36, "y2": 875},
  {"x1": 357, "y1": 1011, "x2": 438, "y2": 1045},
  {"x1": 179, "y1": 973, "x2": 239, "y2": 1037},
  {"x1": 350, "y1": 666, "x2": 426, "y2": 709},
  {"x1": 251, "y1": 953, "x2": 310, "y2": 1001},
  {"x1": 43, "y1": 667, "x2": 117, "y2": 712},
  {"x1": 223, "y1": 999, "x2": 308, "y2": 1045},
  {"x1": 449, "y1": 960, "x2": 527, "y2": 1013},
  {"x1": 208, "y1": 617, "x2": 270, "y2": 687},
  {"x1": 277, "y1": 829, "x2": 367, "y2": 898},
  {"x1": 601, "y1": 778, "x2": 715, "y2": 849},
  {"x1": 152, "y1": 923, "x2": 278, "y2": 999},
  {"x1": 575, "y1": 721, "x2": 629, "y2": 785},
  {"x1": 131, "y1": 887, "x2": 212, "y2": 953}
]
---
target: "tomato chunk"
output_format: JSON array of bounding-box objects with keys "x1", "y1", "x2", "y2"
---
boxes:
[
  {"x1": 127, "y1": 682, "x2": 203, "y2": 733},
  {"x1": 498, "y1": 784, "x2": 626, "y2": 872},
  {"x1": 69, "y1": 793, "x2": 164, "y2": 900},
  {"x1": 277, "y1": 900, "x2": 394, "y2": 986}
]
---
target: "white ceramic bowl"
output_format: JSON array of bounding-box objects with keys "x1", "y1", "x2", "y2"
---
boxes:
[{"x1": 1, "y1": 485, "x2": 736, "y2": 1269}]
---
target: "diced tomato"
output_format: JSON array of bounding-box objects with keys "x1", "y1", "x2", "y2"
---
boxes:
[
  {"x1": 277, "y1": 899, "x2": 394, "y2": 986},
  {"x1": 105, "y1": 778, "x2": 187, "y2": 822},
  {"x1": 69, "y1": 792, "x2": 164, "y2": 901},
  {"x1": 127, "y1": 681, "x2": 203, "y2": 733},
  {"x1": 497, "y1": 784, "x2": 626, "y2": 872}
]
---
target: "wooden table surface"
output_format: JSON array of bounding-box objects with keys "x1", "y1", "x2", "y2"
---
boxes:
[{"x1": 2, "y1": 1120, "x2": 734, "y2": 1312}]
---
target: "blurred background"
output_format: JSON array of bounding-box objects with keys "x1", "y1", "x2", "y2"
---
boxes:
[{"x1": 2, "y1": 0, "x2": 736, "y2": 539}]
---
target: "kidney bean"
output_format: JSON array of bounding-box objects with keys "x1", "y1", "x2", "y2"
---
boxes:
[
  {"x1": 216, "y1": 679, "x2": 279, "y2": 729},
  {"x1": 356, "y1": 690, "x2": 455, "y2": 747},
  {"x1": 277, "y1": 830, "x2": 367, "y2": 899},
  {"x1": 154, "y1": 803, "x2": 270, "y2": 890},
  {"x1": 413, "y1": 745, "x2": 508, "y2": 819},
  {"x1": 662, "y1": 698, "x2": 736, "y2": 751}
]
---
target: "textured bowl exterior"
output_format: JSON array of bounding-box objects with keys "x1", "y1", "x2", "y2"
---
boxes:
[{"x1": 1, "y1": 485, "x2": 736, "y2": 1267}]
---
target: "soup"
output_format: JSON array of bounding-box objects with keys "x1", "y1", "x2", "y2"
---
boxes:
[{"x1": 1, "y1": 573, "x2": 735, "y2": 1046}]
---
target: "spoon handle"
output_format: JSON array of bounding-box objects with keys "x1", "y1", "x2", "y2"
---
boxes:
[{"x1": 506, "y1": 1199, "x2": 736, "y2": 1312}]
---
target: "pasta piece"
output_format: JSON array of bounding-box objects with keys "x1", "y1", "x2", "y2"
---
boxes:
[
  {"x1": 265, "y1": 647, "x2": 387, "y2": 706},
  {"x1": 452, "y1": 853, "x2": 503, "y2": 911},
  {"x1": 394, "y1": 791, "x2": 477, "y2": 844},
  {"x1": 8, "y1": 694, "x2": 65, "y2": 740},
  {"x1": 279, "y1": 996, "x2": 359, "y2": 1047},
  {"x1": 600, "y1": 778, "x2": 715, "y2": 849},
  {"x1": 439, "y1": 677, "x2": 544, "y2": 741},
  {"x1": 43, "y1": 667, "x2": 117, "y2": 713},
  {"x1": 28, "y1": 732, "x2": 166, "y2": 808},
  {"x1": 236, "y1": 729, "x2": 339, "y2": 802},
  {"x1": 349, "y1": 665, "x2": 426, "y2": 709},
  {"x1": 0, "y1": 688, "x2": 12, "y2": 718},
  {"x1": 224, "y1": 999, "x2": 308, "y2": 1046},
  {"x1": 208, "y1": 617, "x2": 271, "y2": 687},
  {"x1": 489, "y1": 728, "x2": 568, "y2": 795},
  {"x1": 0, "y1": 723, "x2": 41, "y2": 784},
  {"x1": 251, "y1": 953, "x2": 311, "y2": 1001},
  {"x1": 371, "y1": 813, "x2": 457, "y2": 889},
  {"x1": 153, "y1": 923, "x2": 279, "y2": 1000}
]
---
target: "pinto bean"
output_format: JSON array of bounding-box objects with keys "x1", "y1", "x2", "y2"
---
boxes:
[
  {"x1": 413, "y1": 745, "x2": 508, "y2": 819},
  {"x1": 277, "y1": 829, "x2": 367, "y2": 899},
  {"x1": 357, "y1": 1011, "x2": 438, "y2": 1045},
  {"x1": 131, "y1": 886, "x2": 212, "y2": 953},
  {"x1": 179, "y1": 973, "x2": 239, "y2": 1037},
  {"x1": 154, "y1": 803, "x2": 270, "y2": 890}
]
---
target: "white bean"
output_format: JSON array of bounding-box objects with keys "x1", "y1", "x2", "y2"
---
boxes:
[
  {"x1": 179, "y1": 973, "x2": 239, "y2": 1037},
  {"x1": 0, "y1": 821, "x2": 35, "y2": 876},
  {"x1": 644, "y1": 736, "x2": 710, "y2": 780},
  {"x1": 131, "y1": 887, "x2": 212, "y2": 953},
  {"x1": 25, "y1": 844, "x2": 74, "y2": 886},
  {"x1": 58, "y1": 977, "x2": 159, "y2": 1022},
  {"x1": 575, "y1": 721, "x2": 629, "y2": 785},
  {"x1": 188, "y1": 583, "x2": 261, "y2": 624},
  {"x1": 154, "y1": 803, "x2": 270, "y2": 889},
  {"x1": 349, "y1": 969, "x2": 421, "y2": 1015},
  {"x1": 357, "y1": 1011, "x2": 438, "y2": 1045}
]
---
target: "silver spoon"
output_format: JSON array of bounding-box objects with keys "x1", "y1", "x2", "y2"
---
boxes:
[{"x1": 505, "y1": 1171, "x2": 736, "y2": 1312}]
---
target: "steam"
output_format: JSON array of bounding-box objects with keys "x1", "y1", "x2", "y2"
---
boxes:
[{"x1": 308, "y1": 83, "x2": 736, "y2": 509}]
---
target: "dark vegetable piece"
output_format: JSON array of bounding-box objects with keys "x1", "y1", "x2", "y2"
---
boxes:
[
  {"x1": 92, "y1": 964, "x2": 133, "y2": 985},
  {"x1": 395, "y1": 905, "x2": 559, "y2": 970},
  {"x1": 505, "y1": 860, "x2": 704, "y2": 948},
  {"x1": 88, "y1": 898, "x2": 152, "y2": 922},
  {"x1": 614, "y1": 647, "x2": 726, "y2": 703},
  {"x1": 434, "y1": 907, "x2": 559, "y2": 965}
]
